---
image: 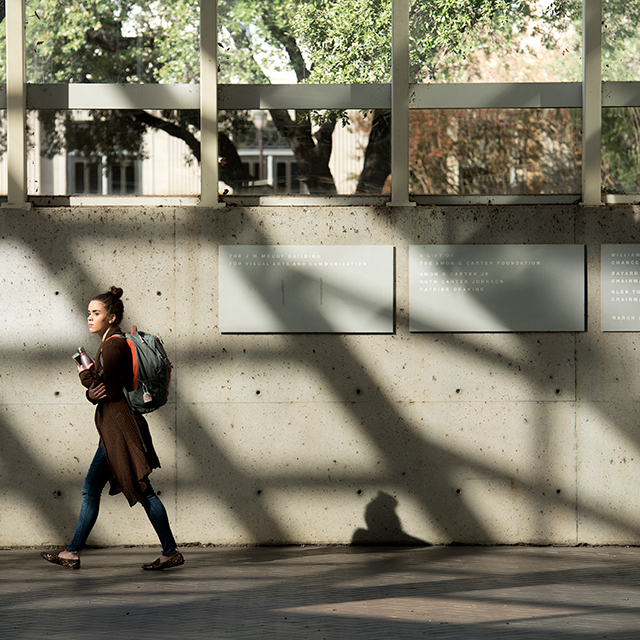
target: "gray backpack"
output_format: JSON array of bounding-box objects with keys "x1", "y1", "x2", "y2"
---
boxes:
[{"x1": 108, "y1": 326, "x2": 172, "y2": 413}]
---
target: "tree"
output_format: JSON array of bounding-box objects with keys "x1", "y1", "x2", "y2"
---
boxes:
[
  {"x1": 600, "y1": 1, "x2": 640, "y2": 193},
  {"x1": 6, "y1": 1, "x2": 633, "y2": 195},
  {"x1": 3, "y1": 1, "x2": 529, "y2": 193},
  {"x1": 408, "y1": 108, "x2": 581, "y2": 195},
  {"x1": 405, "y1": 1, "x2": 583, "y2": 196}
]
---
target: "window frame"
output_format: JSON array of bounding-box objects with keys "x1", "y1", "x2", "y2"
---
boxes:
[{"x1": 0, "y1": 0, "x2": 634, "y2": 208}]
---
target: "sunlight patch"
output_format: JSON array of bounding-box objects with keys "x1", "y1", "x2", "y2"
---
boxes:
[{"x1": 279, "y1": 596, "x2": 582, "y2": 623}]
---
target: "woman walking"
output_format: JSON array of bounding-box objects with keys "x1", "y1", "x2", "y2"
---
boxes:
[{"x1": 41, "y1": 286, "x2": 183, "y2": 570}]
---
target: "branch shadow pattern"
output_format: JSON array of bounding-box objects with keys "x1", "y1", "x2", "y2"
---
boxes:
[{"x1": 0, "y1": 204, "x2": 639, "y2": 547}]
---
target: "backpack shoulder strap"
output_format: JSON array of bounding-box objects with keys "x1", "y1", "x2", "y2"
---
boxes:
[{"x1": 103, "y1": 333, "x2": 138, "y2": 389}]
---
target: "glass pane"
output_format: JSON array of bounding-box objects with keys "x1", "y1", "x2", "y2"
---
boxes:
[
  {"x1": 0, "y1": 111, "x2": 6, "y2": 196},
  {"x1": 602, "y1": 107, "x2": 640, "y2": 194},
  {"x1": 109, "y1": 163, "x2": 122, "y2": 194},
  {"x1": 410, "y1": 0, "x2": 581, "y2": 83},
  {"x1": 28, "y1": 110, "x2": 199, "y2": 196},
  {"x1": 602, "y1": 2, "x2": 640, "y2": 81},
  {"x1": 219, "y1": 1, "x2": 391, "y2": 84},
  {"x1": 25, "y1": 1, "x2": 199, "y2": 84},
  {"x1": 220, "y1": 109, "x2": 382, "y2": 195},
  {"x1": 0, "y1": 12, "x2": 5, "y2": 83},
  {"x1": 409, "y1": 108, "x2": 581, "y2": 195}
]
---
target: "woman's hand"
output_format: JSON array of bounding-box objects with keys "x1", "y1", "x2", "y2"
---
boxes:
[
  {"x1": 77, "y1": 362, "x2": 94, "y2": 373},
  {"x1": 88, "y1": 383, "x2": 107, "y2": 401}
]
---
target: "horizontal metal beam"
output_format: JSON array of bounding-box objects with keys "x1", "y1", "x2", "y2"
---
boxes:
[
  {"x1": 26, "y1": 83, "x2": 200, "y2": 110},
  {"x1": 218, "y1": 84, "x2": 391, "y2": 110},
  {"x1": 0, "y1": 81, "x2": 636, "y2": 112},
  {"x1": 602, "y1": 82, "x2": 640, "y2": 107},
  {"x1": 411, "y1": 83, "x2": 583, "y2": 109},
  {"x1": 21, "y1": 83, "x2": 392, "y2": 110}
]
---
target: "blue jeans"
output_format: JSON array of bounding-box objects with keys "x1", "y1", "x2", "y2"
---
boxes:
[{"x1": 67, "y1": 443, "x2": 178, "y2": 556}]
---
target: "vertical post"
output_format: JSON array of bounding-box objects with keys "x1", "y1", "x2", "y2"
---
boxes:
[
  {"x1": 582, "y1": 0, "x2": 602, "y2": 206},
  {"x1": 199, "y1": 0, "x2": 224, "y2": 207},
  {"x1": 2, "y1": 0, "x2": 30, "y2": 208},
  {"x1": 387, "y1": 0, "x2": 415, "y2": 207}
]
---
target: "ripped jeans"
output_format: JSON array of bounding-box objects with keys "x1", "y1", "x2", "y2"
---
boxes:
[{"x1": 66, "y1": 442, "x2": 178, "y2": 556}]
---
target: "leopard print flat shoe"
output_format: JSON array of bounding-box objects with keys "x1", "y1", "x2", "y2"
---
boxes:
[
  {"x1": 141, "y1": 552, "x2": 184, "y2": 570},
  {"x1": 40, "y1": 551, "x2": 81, "y2": 570}
]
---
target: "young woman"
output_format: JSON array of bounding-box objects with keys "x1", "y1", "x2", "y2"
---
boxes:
[{"x1": 41, "y1": 286, "x2": 183, "y2": 570}]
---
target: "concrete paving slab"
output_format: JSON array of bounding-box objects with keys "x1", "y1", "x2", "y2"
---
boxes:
[{"x1": 2, "y1": 545, "x2": 640, "y2": 639}]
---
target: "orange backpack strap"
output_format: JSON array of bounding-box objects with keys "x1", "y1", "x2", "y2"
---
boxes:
[{"x1": 106, "y1": 333, "x2": 138, "y2": 390}]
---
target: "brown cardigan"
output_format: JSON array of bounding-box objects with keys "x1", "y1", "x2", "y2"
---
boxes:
[{"x1": 79, "y1": 326, "x2": 160, "y2": 506}]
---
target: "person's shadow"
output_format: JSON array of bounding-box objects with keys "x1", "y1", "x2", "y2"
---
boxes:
[{"x1": 352, "y1": 491, "x2": 429, "y2": 546}]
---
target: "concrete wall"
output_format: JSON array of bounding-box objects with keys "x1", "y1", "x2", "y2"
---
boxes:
[{"x1": 1, "y1": 203, "x2": 640, "y2": 548}]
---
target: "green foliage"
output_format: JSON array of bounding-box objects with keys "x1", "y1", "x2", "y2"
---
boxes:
[
  {"x1": 423, "y1": 0, "x2": 582, "y2": 82},
  {"x1": 410, "y1": 0, "x2": 517, "y2": 81},
  {"x1": 152, "y1": 0, "x2": 200, "y2": 83},
  {"x1": 600, "y1": 3, "x2": 640, "y2": 191},
  {"x1": 24, "y1": 0, "x2": 199, "y2": 84},
  {"x1": 26, "y1": 0, "x2": 140, "y2": 83},
  {"x1": 292, "y1": 0, "x2": 392, "y2": 83},
  {"x1": 218, "y1": 0, "x2": 300, "y2": 83},
  {"x1": 602, "y1": 108, "x2": 640, "y2": 193},
  {"x1": 602, "y1": 0, "x2": 640, "y2": 82},
  {"x1": 4, "y1": 1, "x2": 640, "y2": 195},
  {"x1": 0, "y1": 16, "x2": 5, "y2": 82},
  {"x1": 218, "y1": 0, "x2": 529, "y2": 85}
]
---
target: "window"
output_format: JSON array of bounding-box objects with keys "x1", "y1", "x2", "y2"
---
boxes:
[
  {"x1": 409, "y1": 108, "x2": 581, "y2": 196},
  {"x1": 1, "y1": 1, "x2": 639, "y2": 205},
  {"x1": 68, "y1": 156, "x2": 140, "y2": 196}
]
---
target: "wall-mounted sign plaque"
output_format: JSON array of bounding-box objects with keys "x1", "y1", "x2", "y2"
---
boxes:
[
  {"x1": 601, "y1": 244, "x2": 640, "y2": 331},
  {"x1": 219, "y1": 245, "x2": 394, "y2": 333},
  {"x1": 409, "y1": 244, "x2": 585, "y2": 332}
]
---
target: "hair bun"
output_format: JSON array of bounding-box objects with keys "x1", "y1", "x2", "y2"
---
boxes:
[{"x1": 109, "y1": 286, "x2": 124, "y2": 299}]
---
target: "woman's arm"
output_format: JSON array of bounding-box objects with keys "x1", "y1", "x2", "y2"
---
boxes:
[
  {"x1": 79, "y1": 363, "x2": 107, "y2": 404},
  {"x1": 79, "y1": 365, "x2": 98, "y2": 389}
]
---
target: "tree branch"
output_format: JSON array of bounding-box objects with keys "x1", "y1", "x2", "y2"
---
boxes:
[
  {"x1": 131, "y1": 110, "x2": 201, "y2": 161},
  {"x1": 260, "y1": 10, "x2": 311, "y2": 82}
]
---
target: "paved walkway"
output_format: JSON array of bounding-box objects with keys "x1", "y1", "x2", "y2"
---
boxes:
[{"x1": 2, "y1": 545, "x2": 640, "y2": 639}]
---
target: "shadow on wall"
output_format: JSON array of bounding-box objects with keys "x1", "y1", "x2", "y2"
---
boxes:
[
  {"x1": 352, "y1": 491, "x2": 429, "y2": 546},
  {"x1": 8, "y1": 205, "x2": 640, "y2": 547}
]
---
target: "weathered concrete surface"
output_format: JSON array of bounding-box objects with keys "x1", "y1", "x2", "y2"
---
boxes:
[
  {"x1": 2, "y1": 204, "x2": 640, "y2": 547},
  {"x1": 4, "y1": 545, "x2": 640, "y2": 639}
]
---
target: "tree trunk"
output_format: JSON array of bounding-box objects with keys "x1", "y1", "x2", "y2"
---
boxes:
[
  {"x1": 130, "y1": 110, "x2": 252, "y2": 193},
  {"x1": 356, "y1": 109, "x2": 392, "y2": 194},
  {"x1": 218, "y1": 132, "x2": 254, "y2": 193},
  {"x1": 269, "y1": 110, "x2": 338, "y2": 194}
]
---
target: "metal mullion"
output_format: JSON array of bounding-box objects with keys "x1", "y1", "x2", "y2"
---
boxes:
[
  {"x1": 388, "y1": 0, "x2": 415, "y2": 207},
  {"x1": 199, "y1": 0, "x2": 224, "y2": 207},
  {"x1": 582, "y1": 0, "x2": 602, "y2": 205},
  {"x1": 2, "y1": 0, "x2": 30, "y2": 208}
]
